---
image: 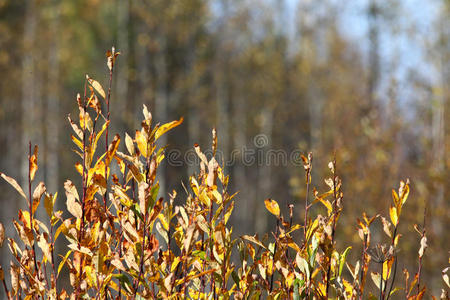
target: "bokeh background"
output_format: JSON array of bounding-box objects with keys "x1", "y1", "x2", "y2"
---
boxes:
[{"x1": 0, "y1": 0, "x2": 448, "y2": 296}]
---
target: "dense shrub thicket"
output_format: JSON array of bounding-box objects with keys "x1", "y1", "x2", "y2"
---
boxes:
[{"x1": 0, "y1": 50, "x2": 448, "y2": 299}]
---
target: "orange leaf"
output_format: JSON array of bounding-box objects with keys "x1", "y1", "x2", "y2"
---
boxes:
[
  {"x1": 29, "y1": 145, "x2": 38, "y2": 181},
  {"x1": 264, "y1": 198, "x2": 280, "y2": 217}
]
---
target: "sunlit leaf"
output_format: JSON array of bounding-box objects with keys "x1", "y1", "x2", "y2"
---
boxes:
[
  {"x1": 68, "y1": 114, "x2": 83, "y2": 139},
  {"x1": 371, "y1": 272, "x2": 381, "y2": 290},
  {"x1": 392, "y1": 189, "x2": 399, "y2": 208},
  {"x1": 135, "y1": 130, "x2": 148, "y2": 158},
  {"x1": 0, "y1": 172, "x2": 27, "y2": 202},
  {"x1": 418, "y1": 236, "x2": 427, "y2": 258},
  {"x1": 154, "y1": 117, "x2": 183, "y2": 141},
  {"x1": 339, "y1": 246, "x2": 352, "y2": 277},
  {"x1": 125, "y1": 132, "x2": 135, "y2": 156},
  {"x1": 399, "y1": 180, "x2": 409, "y2": 205},
  {"x1": 380, "y1": 216, "x2": 392, "y2": 238},
  {"x1": 143, "y1": 104, "x2": 152, "y2": 122},
  {"x1": 389, "y1": 205, "x2": 398, "y2": 226},
  {"x1": 57, "y1": 250, "x2": 72, "y2": 276},
  {"x1": 105, "y1": 134, "x2": 121, "y2": 166},
  {"x1": 32, "y1": 181, "x2": 46, "y2": 215},
  {"x1": 29, "y1": 145, "x2": 38, "y2": 181},
  {"x1": 241, "y1": 235, "x2": 267, "y2": 250},
  {"x1": 65, "y1": 180, "x2": 81, "y2": 219},
  {"x1": 86, "y1": 75, "x2": 106, "y2": 99},
  {"x1": 264, "y1": 198, "x2": 280, "y2": 217},
  {"x1": 296, "y1": 253, "x2": 310, "y2": 279}
]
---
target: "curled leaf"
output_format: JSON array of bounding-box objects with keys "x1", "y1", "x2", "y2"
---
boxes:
[
  {"x1": 418, "y1": 236, "x2": 427, "y2": 258},
  {"x1": 29, "y1": 145, "x2": 38, "y2": 181},
  {"x1": 32, "y1": 182, "x2": 46, "y2": 215}
]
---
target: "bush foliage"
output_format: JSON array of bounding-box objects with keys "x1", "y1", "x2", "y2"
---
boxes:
[{"x1": 0, "y1": 50, "x2": 448, "y2": 299}]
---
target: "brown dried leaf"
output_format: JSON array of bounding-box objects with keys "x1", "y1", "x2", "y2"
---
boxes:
[
  {"x1": 418, "y1": 236, "x2": 427, "y2": 258},
  {"x1": 0, "y1": 172, "x2": 27, "y2": 202},
  {"x1": 0, "y1": 223, "x2": 4, "y2": 247},
  {"x1": 207, "y1": 157, "x2": 218, "y2": 187},
  {"x1": 32, "y1": 182, "x2": 46, "y2": 216},
  {"x1": 183, "y1": 224, "x2": 196, "y2": 252},
  {"x1": 68, "y1": 114, "x2": 83, "y2": 139},
  {"x1": 241, "y1": 234, "x2": 267, "y2": 250},
  {"x1": 86, "y1": 75, "x2": 106, "y2": 99},
  {"x1": 10, "y1": 263, "x2": 19, "y2": 296},
  {"x1": 380, "y1": 216, "x2": 392, "y2": 238},
  {"x1": 105, "y1": 134, "x2": 121, "y2": 165},
  {"x1": 138, "y1": 182, "x2": 149, "y2": 215},
  {"x1": 65, "y1": 180, "x2": 81, "y2": 219}
]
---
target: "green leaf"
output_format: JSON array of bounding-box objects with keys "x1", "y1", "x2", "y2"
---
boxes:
[{"x1": 339, "y1": 246, "x2": 352, "y2": 277}]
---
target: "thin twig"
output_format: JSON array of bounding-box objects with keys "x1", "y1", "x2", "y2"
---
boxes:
[{"x1": 28, "y1": 142, "x2": 40, "y2": 288}]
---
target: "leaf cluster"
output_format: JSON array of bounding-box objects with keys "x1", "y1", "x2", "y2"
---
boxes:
[{"x1": 0, "y1": 51, "x2": 448, "y2": 300}]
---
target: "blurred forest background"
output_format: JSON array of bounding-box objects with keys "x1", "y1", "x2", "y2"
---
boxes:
[{"x1": 0, "y1": 0, "x2": 448, "y2": 296}]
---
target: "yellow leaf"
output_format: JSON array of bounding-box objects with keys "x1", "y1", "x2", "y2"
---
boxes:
[
  {"x1": 389, "y1": 205, "x2": 398, "y2": 226},
  {"x1": 91, "y1": 120, "x2": 110, "y2": 162},
  {"x1": 71, "y1": 135, "x2": 83, "y2": 151},
  {"x1": 58, "y1": 250, "x2": 72, "y2": 276},
  {"x1": 392, "y1": 189, "x2": 399, "y2": 207},
  {"x1": 382, "y1": 257, "x2": 394, "y2": 280},
  {"x1": 105, "y1": 134, "x2": 121, "y2": 166},
  {"x1": 79, "y1": 109, "x2": 92, "y2": 132},
  {"x1": 154, "y1": 117, "x2": 183, "y2": 141},
  {"x1": 399, "y1": 181, "x2": 409, "y2": 205},
  {"x1": 135, "y1": 130, "x2": 148, "y2": 158},
  {"x1": 29, "y1": 145, "x2": 38, "y2": 181},
  {"x1": 86, "y1": 75, "x2": 106, "y2": 99},
  {"x1": 158, "y1": 213, "x2": 169, "y2": 231},
  {"x1": 264, "y1": 198, "x2": 280, "y2": 217},
  {"x1": 224, "y1": 201, "x2": 234, "y2": 225}
]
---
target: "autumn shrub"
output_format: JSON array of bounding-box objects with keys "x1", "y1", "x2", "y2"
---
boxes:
[{"x1": 0, "y1": 49, "x2": 449, "y2": 299}]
